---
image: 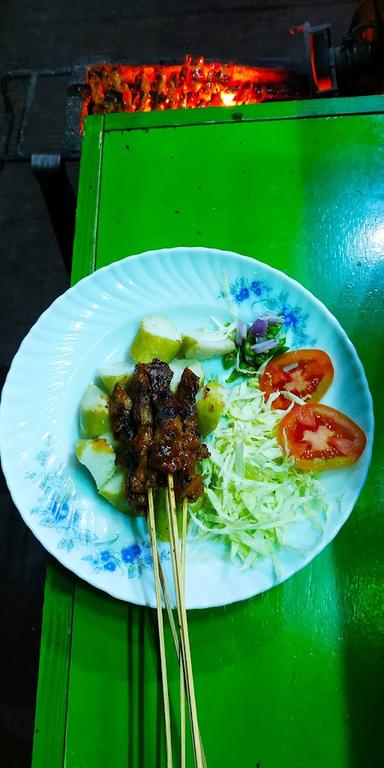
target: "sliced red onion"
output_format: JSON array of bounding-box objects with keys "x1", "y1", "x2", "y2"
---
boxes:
[
  {"x1": 251, "y1": 338, "x2": 279, "y2": 353},
  {"x1": 250, "y1": 318, "x2": 268, "y2": 337},
  {"x1": 236, "y1": 319, "x2": 248, "y2": 347},
  {"x1": 259, "y1": 313, "x2": 284, "y2": 325}
]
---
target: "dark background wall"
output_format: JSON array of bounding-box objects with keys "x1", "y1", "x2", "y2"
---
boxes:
[{"x1": 0, "y1": 2, "x2": 356, "y2": 766}]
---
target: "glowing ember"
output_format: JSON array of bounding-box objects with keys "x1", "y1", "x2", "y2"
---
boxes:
[{"x1": 81, "y1": 55, "x2": 303, "y2": 129}]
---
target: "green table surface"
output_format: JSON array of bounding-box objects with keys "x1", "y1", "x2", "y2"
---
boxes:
[{"x1": 32, "y1": 97, "x2": 384, "y2": 768}]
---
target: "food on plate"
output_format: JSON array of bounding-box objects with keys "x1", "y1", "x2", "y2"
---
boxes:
[
  {"x1": 79, "y1": 383, "x2": 111, "y2": 437},
  {"x1": 168, "y1": 359, "x2": 204, "y2": 392},
  {"x1": 75, "y1": 308, "x2": 368, "y2": 567},
  {"x1": 109, "y1": 359, "x2": 209, "y2": 511},
  {"x1": 196, "y1": 380, "x2": 226, "y2": 436},
  {"x1": 130, "y1": 315, "x2": 182, "y2": 363},
  {"x1": 99, "y1": 467, "x2": 135, "y2": 514},
  {"x1": 75, "y1": 438, "x2": 116, "y2": 489},
  {"x1": 260, "y1": 349, "x2": 334, "y2": 410},
  {"x1": 190, "y1": 378, "x2": 328, "y2": 567},
  {"x1": 277, "y1": 403, "x2": 367, "y2": 471},
  {"x1": 98, "y1": 358, "x2": 204, "y2": 395},
  {"x1": 98, "y1": 361, "x2": 135, "y2": 393},
  {"x1": 154, "y1": 487, "x2": 183, "y2": 541},
  {"x1": 181, "y1": 326, "x2": 235, "y2": 360},
  {"x1": 224, "y1": 314, "x2": 288, "y2": 382}
]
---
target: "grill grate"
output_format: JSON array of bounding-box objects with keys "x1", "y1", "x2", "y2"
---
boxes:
[
  {"x1": 0, "y1": 57, "x2": 307, "y2": 165},
  {"x1": 0, "y1": 68, "x2": 75, "y2": 164}
]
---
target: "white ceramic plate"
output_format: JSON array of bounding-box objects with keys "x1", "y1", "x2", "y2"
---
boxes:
[{"x1": 0, "y1": 247, "x2": 373, "y2": 608}]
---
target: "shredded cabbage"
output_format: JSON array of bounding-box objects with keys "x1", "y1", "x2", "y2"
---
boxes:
[{"x1": 190, "y1": 378, "x2": 328, "y2": 569}]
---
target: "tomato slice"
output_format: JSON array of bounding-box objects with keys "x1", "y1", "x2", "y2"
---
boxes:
[
  {"x1": 277, "y1": 403, "x2": 366, "y2": 471},
  {"x1": 260, "y1": 349, "x2": 334, "y2": 410}
]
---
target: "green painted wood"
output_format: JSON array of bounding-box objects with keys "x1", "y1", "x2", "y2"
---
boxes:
[
  {"x1": 64, "y1": 584, "x2": 131, "y2": 767},
  {"x1": 36, "y1": 98, "x2": 384, "y2": 768},
  {"x1": 102, "y1": 94, "x2": 384, "y2": 132},
  {"x1": 31, "y1": 564, "x2": 75, "y2": 768},
  {"x1": 71, "y1": 115, "x2": 105, "y2": 286},
  {"x1": 95, "y1": 105, "x2": 383, "y2": 768},
  {"x1": 32, "y1": 115, "x2": 105, "y2": 768}
]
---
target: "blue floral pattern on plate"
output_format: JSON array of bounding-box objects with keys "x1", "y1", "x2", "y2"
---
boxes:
[
  {"x1": 220, "y1": 276, "x2": 317, "y2": 347},
  {"x1": 26, "y1": 433, "x2": 169, "y2": 578}
]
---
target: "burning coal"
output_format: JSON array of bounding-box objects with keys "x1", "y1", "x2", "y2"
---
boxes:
[{"x1": 81, "y1": 55, "x2": 303, "y2": 127}]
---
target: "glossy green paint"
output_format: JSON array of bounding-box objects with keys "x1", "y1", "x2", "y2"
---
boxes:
[
  {"x1": 33, "y1": 97, "x2": 384, "y2": 768},
  {"x1": 31, "y1": 565, "x2": 74, "y2": 768},
  {"x1": 71, "y1": 115, "x2": 105, "y2": 284}
]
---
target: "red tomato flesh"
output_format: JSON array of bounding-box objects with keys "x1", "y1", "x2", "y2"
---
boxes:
[
  {"x1": 277, "y1": 403, "x2": 366, "y2": 471},
  {"x1": 260, "y1": 349, "x2": 334, "y2": 410}
]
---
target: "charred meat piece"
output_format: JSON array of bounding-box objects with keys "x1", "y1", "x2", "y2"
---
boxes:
[
  {"x1": 131, "y1": 425, "x2": 153, "y2": 457},
  {"x1": 110, "y1": 360, "x2": 209, "y2": 511},
  {"x1": 176, "y1": 367, "x2": 200, "y2": 428},
  {"x1": 145, "y1": 358, "x2": 174, "y2": 404},
  {"x1": 125, "y1": 482, "x2": 147, "y2": 511},
  {"x1": 148, "y1": 362, "x2": 209, "y2": 487},
  {"x1": 175, "y1": 471, "x2": 205, "y2": 502},
  {"x1": 129, "y1": 456, "x2": 157, "y2": 493},
  {"x1": 109, "y1": 384, "x2": 133, "y2": 440},
  {"x1": 126, "y1": 365, "x2": 157, "y2": 510},
  {"x1": 109, "y1": 384, "x2": 135, "y2": 467},
  {"x1": 174, "y1": 368, "x2": 209, "y2": 498},
  {"x1": 150, "y1": 431, "x2": 186, "y2": 474},
  {"x1": 131, "y1": 364, "x2": 153, "y2": 427},
  {"x1": 147, "y1": 360, "x2": 186, "y2": 474}
]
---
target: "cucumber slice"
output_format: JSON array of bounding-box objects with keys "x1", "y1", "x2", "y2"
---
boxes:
[
  {"x1": 130, "y1": 315, "x2": 181, "y2": 363},
  {"x1": 181, "y1": 329, "x2": 235, "y2": 360},
  {"x1": 98, "y1": 362, "x2": 135, "y2": 394},
  {"x1": 196, "y1": 380, "x2": 226, "y2": 436},
  {"x1": 75, "y1": 438, "x2": 116, "y2": 489},
  {"x1": 80, "y1": 383, "x2": 110, "y2": 437}
]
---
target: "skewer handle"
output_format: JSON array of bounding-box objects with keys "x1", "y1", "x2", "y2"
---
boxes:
[
  {"x1": 147, "y1": 488, "x2": 173, "y2": 768},
  {"x1": 167, "y1": 476, "x2": 204, "y2": 768}
]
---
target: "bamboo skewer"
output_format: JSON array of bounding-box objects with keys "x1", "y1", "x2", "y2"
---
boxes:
[
  {"x1": 151, "y1": 505, "x2": 208, "y2": 767},
  {"x1": 158, "y1": 562, "x2": 179, "y2": 652},
  {"x1": 147, "y1": 488, "x2": 173, "y2": 768},
  {"x1": 147, "y1": 484, "x2": 207, "y2": 767},
  {"x1": 180, "y1": 496, "x2": 188, "y2": 768},
  {"x1": 158, "y1": 555, "x2": 208, "y2": 768},
  {"x1": 167, "y1": 474, "x2": 204, "y2": 768}
]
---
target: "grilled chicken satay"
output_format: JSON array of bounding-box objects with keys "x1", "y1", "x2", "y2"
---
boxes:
[
  {"x1": 109, "y1": 359, "x2": 209, "y2": 512},
  {"x1": 146, "y1": 359, "x2": 186, "y2": 475},
  {"x1": 127, "y1": 364, "x2": 157, "y2": 509},
  {"x1": 175, "y1": 367, "x2": 209, "y2": 500},
  {"x1": 109, "y1": 384, "x2": 134, "y2": 467},
  {"x1": 146, "y1": 360, "x2": 209, "y2": 499}
]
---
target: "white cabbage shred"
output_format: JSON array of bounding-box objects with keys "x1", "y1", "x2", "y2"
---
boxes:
[{"x1": 190, "y1": 378, "x2": 328, "y2": 568}]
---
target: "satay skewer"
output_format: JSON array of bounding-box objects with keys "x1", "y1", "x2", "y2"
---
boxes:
[
  {"x1": 110, "y1": 361, "x2": 206, "y2": 765},
  {"x1": 167, "y1": 475, "x2": 204, "y2": 768},
  {"x1": 147, "y1": 488, "x2": 173, "y2": 768},
  {"x1": 180, "y1": 496, "x2": 188, "y2": 768},
  {"x1": 157, "y1": 549, "x2": 207, "y2": 768}
]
